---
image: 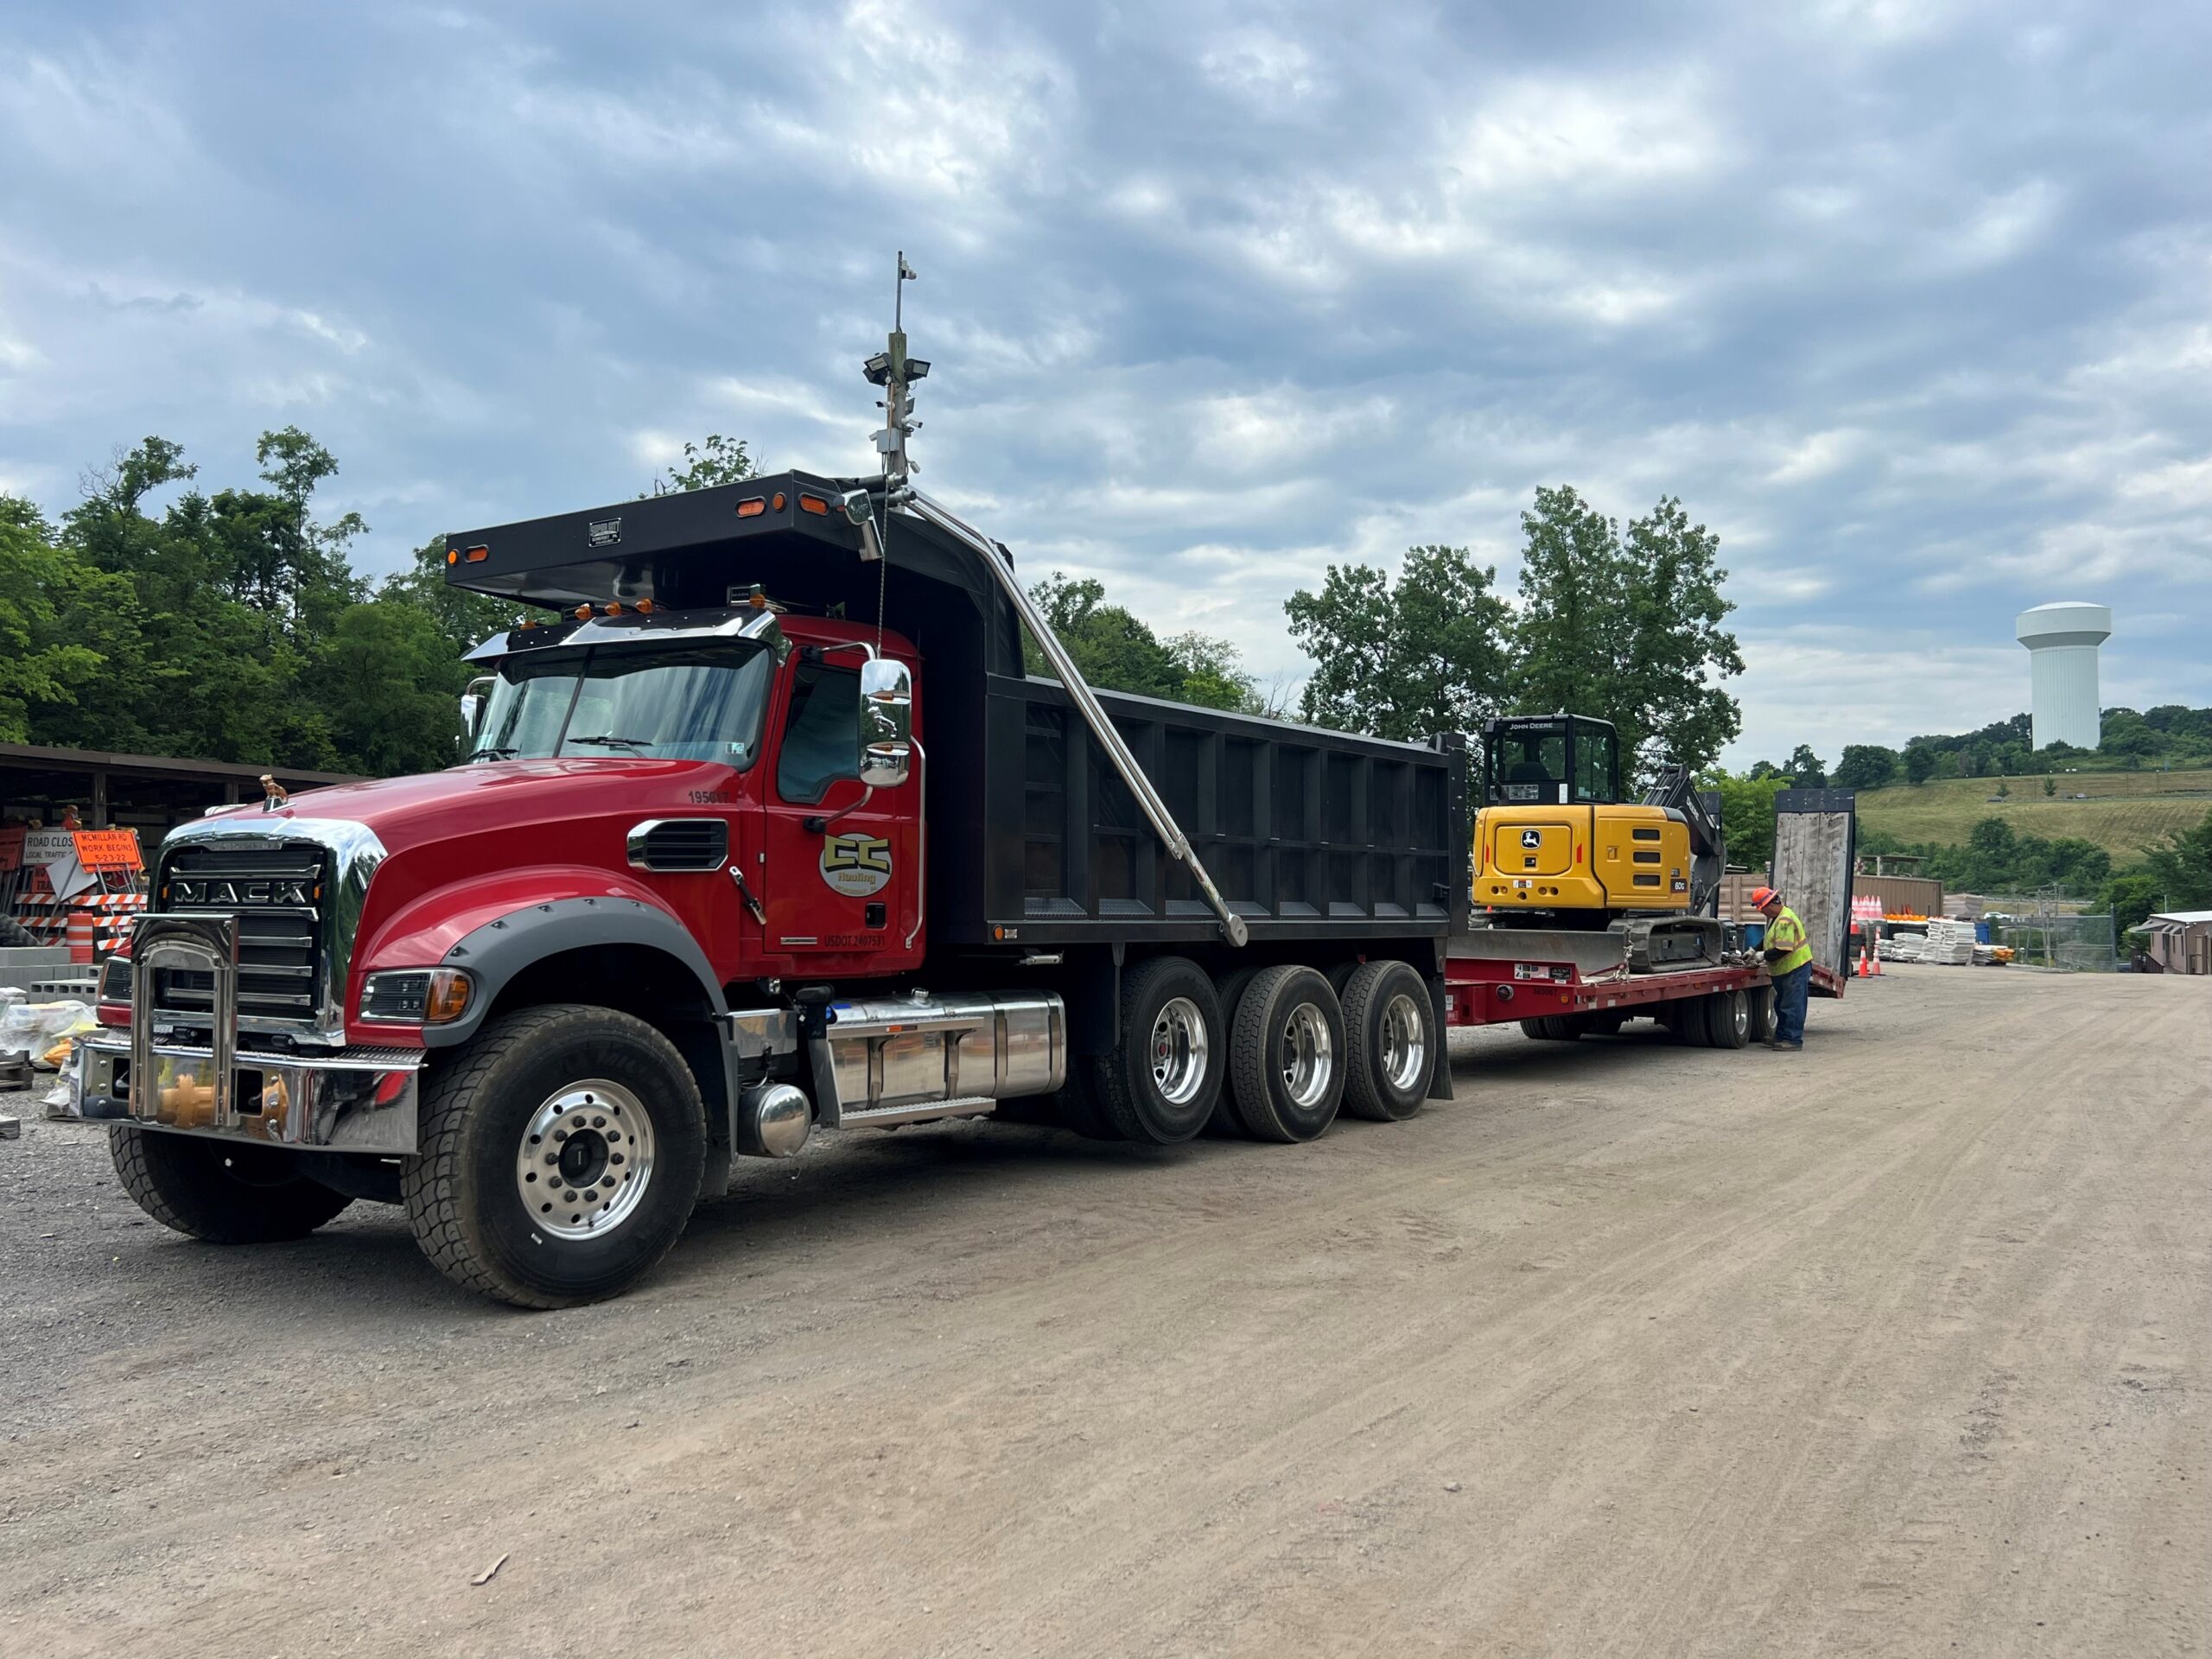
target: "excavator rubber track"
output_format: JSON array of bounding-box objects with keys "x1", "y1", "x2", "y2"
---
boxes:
[{"x1": 1616, "y1": 914, "x2": 1728, "y2": 974}]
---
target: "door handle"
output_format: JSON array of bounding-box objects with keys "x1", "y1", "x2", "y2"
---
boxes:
[{"x1": 727, "y1": 863, "x2": 767, "y2": 925}]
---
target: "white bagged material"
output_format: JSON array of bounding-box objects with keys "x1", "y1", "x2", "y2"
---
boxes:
[{"x1": 0, "y1": 999, "x2": 92, "y2": 1059}]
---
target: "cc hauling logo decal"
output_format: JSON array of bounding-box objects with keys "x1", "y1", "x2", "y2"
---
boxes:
[{"x1": 819, "y1": 833, "x2": 893, "y2": 897}]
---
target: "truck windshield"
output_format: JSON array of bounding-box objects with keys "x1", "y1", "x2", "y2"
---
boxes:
[{"x1": 468, "y1": 642, "x2": 774, "y2": 765}]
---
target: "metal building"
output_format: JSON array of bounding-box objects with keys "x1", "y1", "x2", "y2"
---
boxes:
[{"x1": 2014, "y1": 601, "x2": 2111, "y2": 751}]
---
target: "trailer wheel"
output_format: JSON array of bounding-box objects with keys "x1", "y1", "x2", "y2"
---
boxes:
[
  {"x1": 1228, "y1": 965, "x2": 1346, "y2": 1142},
  {"x1": 1748, "y1": 984, "x2": 1777, "y2": 1044},
  {"x1": 1673, "y1": 999, "x2": 1713, "y2": 1046},
  {"x1": 403, "y1": 1004, "x2": 707, "y2": 1309},
  {"x1": 1340, "y1": 960, "x2": 1433, "y2": 1122},
  {"x1": 1706, "y1": 988, "x2": 1751, "y2": 1049},
  {"x1": 111, "y1": 1125, "x2": 354, "y2": 1243},
  {"x1": 1092, "y1": 957, "x2": 1224, "y2": 1145}
]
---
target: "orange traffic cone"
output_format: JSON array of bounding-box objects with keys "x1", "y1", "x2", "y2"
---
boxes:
[
  {"x1": 67, "y1": 907, "x2": 97, "y2": 965},
  {"x1": 1858, "y1": 948, "x2": 1870, "y2": 978}
]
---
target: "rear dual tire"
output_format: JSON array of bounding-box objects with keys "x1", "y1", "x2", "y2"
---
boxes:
[
  {"x1": 1226, "y1": 966, "x2": 1346, "y2": 1142},
  {"x1": 1704, "y1": 988, "x2": 1751, "y2": 1049},
  {"x1": 1339, "y1": 960, "x2": 1433, "y2": 1122},
  {"x1": 1092, "y1": 957, "x2": 1226, "y2": 1145}
]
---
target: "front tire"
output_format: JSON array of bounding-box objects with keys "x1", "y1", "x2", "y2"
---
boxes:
[
  {"x1": 111, "y1": 1125, "x2": 354, "y2": 1243},
  {"x1": 403, "y1": 1005, "x2": 707, "y2": 1309}
]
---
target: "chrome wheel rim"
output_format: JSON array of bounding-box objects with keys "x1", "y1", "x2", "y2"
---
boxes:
[
  {"x1": 1278, "y1": 1002, "x2": 1334, "y2": 1109},
  {"x1": 1380, "y1": 993, "x2": 1427, "y2": 1092},
  {"x1": 1150, "y1": 997, "x2": 1210, "y2": 1106},
  {"x1": 513, "y1": 1079, "x2": 655, "y2": 1241}
]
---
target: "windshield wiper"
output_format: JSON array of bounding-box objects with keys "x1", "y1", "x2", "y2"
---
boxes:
[
  {"x1": 471, "y1": 747, "x2": 523, "y2": 760},
  {"x1": 567, "y1": 734, "x2": 654, "y2": 751}
]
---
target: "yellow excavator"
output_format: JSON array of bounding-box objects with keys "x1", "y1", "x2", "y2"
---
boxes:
[{"x1": 1470, "y1": 714, "x2": 1726, "y2": 969}]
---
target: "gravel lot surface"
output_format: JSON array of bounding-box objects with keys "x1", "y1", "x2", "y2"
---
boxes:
[{"x1": 2, "y1": 963, "x2": 2205, "y2": 1656}]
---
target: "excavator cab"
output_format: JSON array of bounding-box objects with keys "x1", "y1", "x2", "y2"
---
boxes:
[{"x1": 1482, "y1": 715, "x2": 1621, "y2": 807}]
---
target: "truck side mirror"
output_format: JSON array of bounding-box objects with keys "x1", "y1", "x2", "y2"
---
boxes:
[
  {"x1": 857, "y1": 658, "x2": 912, "y2": 788},
  {"x1": 460, "y1": 676, "x2": 494, "y2": 740}
]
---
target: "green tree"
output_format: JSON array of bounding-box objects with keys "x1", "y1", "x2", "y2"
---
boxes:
[
  {"x1": 382, "y1": 537, "x2": 536, "y2": 659},
  {"x1": 0, "y1": 499, "x2": 107, "y2": 741},
  {"x1": 1704, "y1": 769, "x2": 1788, "y2": 869},
  {"x1": 1025, "y1": 573, "x2": 1260, "y2": 712},
  {"x1": 647, "y1": 435, "x2": 755, "y2": 496},
  {"x1": 2101, "y1": 871, "x2": 2163, "y2": 935},
  {"x1": 2043, "y1": 774, "x2": 2057, "y2": 797},
  {"x1": 319, "y1": 601, "x2": 467, "y2": 774},
  {"x1": 1161, "y1": 632, "x2": 1258, "y2": 714},
  {"x1": 1285, "y1": 543, "x2": 1514, "y2": 741},
  {"x1": 1904, "y1": 745, "x2": 1938, "y2": 785},
  {"x1": 1510, "y1": 488, "x2": 1741, "y2": 776},
  {"x1": 1787, "y1": 744, "x2": 1827, "y2": 786},
  {"x1": 2141, "y1": 808, "x2": 2212, "y2": 912},
  {"x1": 1833, "y1": 744, "x2": 1898, "y2": 789}
]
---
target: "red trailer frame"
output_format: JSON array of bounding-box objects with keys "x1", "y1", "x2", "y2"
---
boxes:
[{"x1": 1443, "y1": 949, "x2": 1775, "y2": 1029}]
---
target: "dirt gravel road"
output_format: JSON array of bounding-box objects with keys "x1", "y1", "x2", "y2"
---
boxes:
[{"x1": 3, "y1": 964, "x2": 2205, "y2": 1656}]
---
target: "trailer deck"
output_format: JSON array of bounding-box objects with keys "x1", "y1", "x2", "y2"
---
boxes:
[{"x1": 1442, "y1": 926, "x2": 1777, "y2": 1030}]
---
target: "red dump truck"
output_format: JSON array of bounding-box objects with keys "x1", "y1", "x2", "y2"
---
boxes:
[{"x1": 74, "y1": 327, "x2": 1471, "y2": 1306}]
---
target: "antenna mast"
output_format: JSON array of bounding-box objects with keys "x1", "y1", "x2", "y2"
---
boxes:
[{"x1": 862, "y1": 251, "x2": 929, "y2": 490}]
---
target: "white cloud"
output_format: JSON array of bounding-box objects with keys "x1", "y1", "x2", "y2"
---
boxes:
[
  {"x1": 1767, "y1": 428, "x2": 1865, "y2": 484},
  {"x1": 1198, "y1": 29, "x2": 1322, "y2": 104},
  {"x1": 1451, "y1": 74, "x2": 1721, "y2": 196}
]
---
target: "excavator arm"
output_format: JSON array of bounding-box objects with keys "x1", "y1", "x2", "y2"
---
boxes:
[{"x1": 1643, "y1": 762, "x2": 1726, "y2": 918}]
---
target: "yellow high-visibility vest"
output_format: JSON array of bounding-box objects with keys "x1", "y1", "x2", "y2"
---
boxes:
[{"x1": 1767, "y1": 906, "x2": 1813, "y2": 976}]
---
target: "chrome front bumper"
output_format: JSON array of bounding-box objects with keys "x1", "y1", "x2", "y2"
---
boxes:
[
  {"x1": 67, "y1": 912, "x2": 422, "y2": 1154},
  {"x1": 72, "y1": 1036, "x2": 423, "y2": 1154}
]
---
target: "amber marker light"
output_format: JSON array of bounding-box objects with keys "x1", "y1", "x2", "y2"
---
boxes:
[
  {"x1": 423, "y1": 969, "x2": 473, "y2": 1025},
  {"x1": 445, "y1": 548, "x2": 459, "y2": 565},
  {"x1": 798, "y1": 493, "x2": 829, "y2": 515},
  {"x1": 464, "y1": 545, "x2": 490, "y2": 563},
  {"x1": 735, "y1": 497, "x2": 766, "y2": 518},
  {"x1": 574, "y1": 604, "x2": 593, "y2": 621},
  {"x1": 634, "y1": 599, "x2": 654, "y2": 615}
]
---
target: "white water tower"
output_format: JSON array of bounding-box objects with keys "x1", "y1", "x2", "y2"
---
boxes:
[{"x1": 2015, "y1": 601, "x2": 2111, "y2": 751}]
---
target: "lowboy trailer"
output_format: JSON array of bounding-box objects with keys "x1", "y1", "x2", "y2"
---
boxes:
[{"x1": 1443, "y1": 928, "x2": 1777, "y2": 1047}]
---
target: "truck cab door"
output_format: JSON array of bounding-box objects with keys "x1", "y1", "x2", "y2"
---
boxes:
[{"x1": 757, "y1": 654, "x2": 922, "y2": 972}]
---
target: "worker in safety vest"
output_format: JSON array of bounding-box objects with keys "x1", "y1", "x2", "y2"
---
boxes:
[{"x1": 1753, "y1": 886, "x2": 1812, "y2": 1051}]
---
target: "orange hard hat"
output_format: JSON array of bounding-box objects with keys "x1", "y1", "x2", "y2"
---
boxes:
[{"x1": 1751, "y1": 886, "x2": 1780, "y2": 908}]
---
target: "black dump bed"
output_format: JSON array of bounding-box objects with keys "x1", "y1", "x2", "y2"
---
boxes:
[{"x1": 446, "y1": 474, "x2": 1470, "y2": 951}]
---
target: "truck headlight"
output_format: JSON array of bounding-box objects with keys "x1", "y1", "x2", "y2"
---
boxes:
[
  {"x1": 359, "y1": 969, "x2": 474, "y2": 1025},
  {"x1": 99, "y1": 955, "x2": 132, "y2": 1005}
]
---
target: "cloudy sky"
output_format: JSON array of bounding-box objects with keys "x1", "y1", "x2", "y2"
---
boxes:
[{"x1": 3, "y1": 1, "x2": 2209, "y2": 763}]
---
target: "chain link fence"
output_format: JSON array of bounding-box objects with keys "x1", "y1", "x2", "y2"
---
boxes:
[{"x1": 1995, "y1": 912, "x2": 2117, "y2": 972}]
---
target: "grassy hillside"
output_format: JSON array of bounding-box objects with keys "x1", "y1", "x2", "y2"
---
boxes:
[{"x1": 1855, "y1": 771, "x2": 2212, "y2": 864}]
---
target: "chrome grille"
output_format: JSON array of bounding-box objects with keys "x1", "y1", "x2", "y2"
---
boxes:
[{"x1": 154, "y1": 843, "x2": 327, "y2": 1026}]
